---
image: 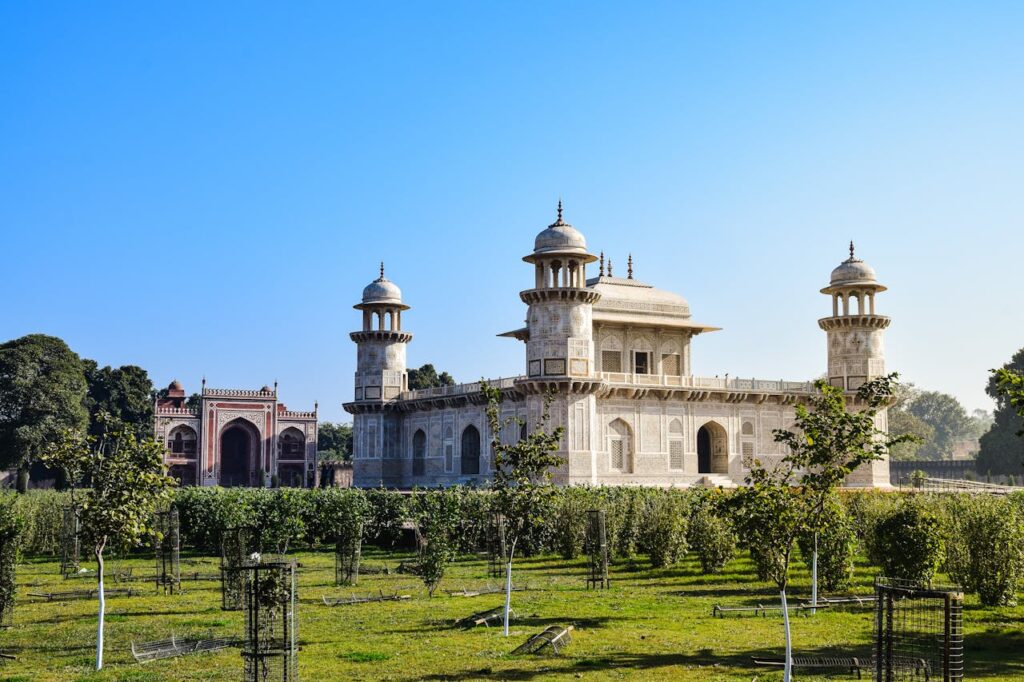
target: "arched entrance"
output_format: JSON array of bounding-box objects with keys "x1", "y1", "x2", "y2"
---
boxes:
[
  {"x1": 220, "y1": 420, "x2": 258, "y2": 487},
  {"x1": 461, "y1": 425, "x2": 480, "y2": 475},
  {"x1": 697, "y1": 422, "x2": 728, "y2": 474},
  {"x1": 412, "y1": 429, "x2": 426, "y2": 476}
]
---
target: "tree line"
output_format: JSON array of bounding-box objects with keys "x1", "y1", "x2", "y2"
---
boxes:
[{"x1": 0, "y1": 335, "x2": 460, "y2": 478}]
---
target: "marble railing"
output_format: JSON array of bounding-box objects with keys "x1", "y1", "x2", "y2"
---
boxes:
[
  {"x1": 155, "y1": 407, "x2": 199, "y2": 416},
  {"x1": 398, "y1": 372, "x2": 814, "y2": 401},
  {"x1": 401, "y1": 376, "x2": 522, "y2": 401},
  {"x1": 203, "y1": 388, "x2": 275, "y2": 397},
  {"x1": 281, "y1": 410, "x2": 316, "y2": 419}
]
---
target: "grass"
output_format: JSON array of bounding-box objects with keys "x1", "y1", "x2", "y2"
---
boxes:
[{"x1": 1, "y1": 547, "x2": 1022, "y2": 681}]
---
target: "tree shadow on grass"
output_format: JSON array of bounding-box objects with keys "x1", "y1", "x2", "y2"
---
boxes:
[{"x1": 407, "y1": 632, "x2": 1024, "y2": 681}]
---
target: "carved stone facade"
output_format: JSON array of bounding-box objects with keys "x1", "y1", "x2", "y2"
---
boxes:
[
  {"x1": 344, "y1": 208, "x2": 892, "y2": 489},
  {"x1": 155, "y1": 381, "x2": 317, "y2": 488}
]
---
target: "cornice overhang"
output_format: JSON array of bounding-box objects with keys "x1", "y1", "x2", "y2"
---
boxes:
[{"x1": 818, "y1": 315, "x2": 891, "y2": 331}]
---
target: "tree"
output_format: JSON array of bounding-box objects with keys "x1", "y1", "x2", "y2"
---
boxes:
[
  {"x1": 887, "y1": 409, "x2": 934, "y2": 461},
  {"x1": 729, "y1": 375, "x2": 910, "y2": 682},
  {"x1": 413, "y1": 490, "x2": 460, "y2": 597},
  {"x1": 317, "y1": 422, "x2": 353, "y2": 461},
  {"x1": 483, "y1": 382, "x2": 563, "y2": 636},
  {"x1": 42, "y1": 414, "x2": 175, "y2": 670},
  {"x1": 977, "y1": 349, "x2": 1024, "y2": 474},
  {"x1": 407, "y1": 364, "x2": 455, "y2": 391},
  {"x1": 83, "y1": 361, "x2": 155, "y2": 439},
  {"x1": 906, "y1": 390, "x2": 972, "y2": 459},
  {"x1": 0, "y1": 334, "x2": 88, "y2": 491}
]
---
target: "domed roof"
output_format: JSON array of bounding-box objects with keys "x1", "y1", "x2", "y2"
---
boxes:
[
  {"x1": 360, "y1": 263, "x2": 404, "y2": 305},
  {"x1": 355, "y1": 263, "x2": 410, "y2": 310},
  {"x1": 168, "y1": 379, "x2": 183, "y2": 391},
  {"x1": 527, "y1": 201, "x2": 595, "y2": 261},
  {"x1": 824, "y1": 242, "x2": 886, "y2": 292}
]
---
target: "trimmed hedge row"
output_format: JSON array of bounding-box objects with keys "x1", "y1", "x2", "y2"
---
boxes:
[{"x1": 8, "y1": 486, "x2": 1024, "y2": 606}]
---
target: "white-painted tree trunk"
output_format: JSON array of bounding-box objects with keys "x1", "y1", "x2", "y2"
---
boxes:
[
  {"x1": 781, "y1": 589, "x2": 792, "y2": 682},
  {"x1": 503, "y1": 559, "x2": 513, "y2": 636},
  {"x1": 811, "y1": 533, "x2": 818, "y2": 616},
  {"x1": 96, "y1": 549, "x2": 105, "y2": 670}
]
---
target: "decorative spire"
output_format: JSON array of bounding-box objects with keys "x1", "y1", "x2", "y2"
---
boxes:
[
  {"x1": 557, "y1": 198, "x2": 563, "y2": 222},
  {"x1": 379, "y1": 261, "x2": 385, "y2": 279},
  {"x1": 849, "y1": 241, "x2": 855, "y2": 260},
  {"x1": 607, "y1": 259, "x2": 613, "y2": 277},
  {"x1": 627, "y1": 254, "x2": 633, "y2": 279},
  {"x1": 599, "y1": 251, "x2": 605, "y2": 276}
]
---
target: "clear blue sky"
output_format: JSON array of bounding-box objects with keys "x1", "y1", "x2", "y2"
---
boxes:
[{"x1": 2, "y1": 2, "x2": 1021, "y2": 422}]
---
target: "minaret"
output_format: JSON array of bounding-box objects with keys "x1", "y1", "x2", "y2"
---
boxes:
[
  {"x1": 518, "y1": 202, "x2": 603, "y2": 485},
  {"x1": 819, "y1": 242, "x2": 890, "y2": 391},
  {"x1": 521, "y1": 201, "x2": 601, "y2": 380},
  {"x1": 351, "y1": 263, "x2": 412, "y2": 402},
  {"x1": 347, "y1": 264, "x2": 412, "y2": 486},
  {"x1": 819, "y1": 242, "x2": 892, "y2": 487}
]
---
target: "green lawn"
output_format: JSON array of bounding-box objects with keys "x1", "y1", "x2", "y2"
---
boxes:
[{"x1": 2, "y1": 548, "x2": 1022, "y2": 681}]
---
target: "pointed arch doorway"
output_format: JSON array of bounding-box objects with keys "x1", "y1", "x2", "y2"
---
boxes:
[
  {"x1": 220, "y1": 419, "x2": 260, "y2": 487},
  {"x1": 697, "y1": 422, "x2": 728, "y2": 474}
]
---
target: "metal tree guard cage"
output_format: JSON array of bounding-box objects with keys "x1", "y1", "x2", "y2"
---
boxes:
[
  {"x1": 153, "y1": 509, "x2": 181, "y2": 594},
  {"x1": 241, "y1": 560, "x2": 298, "y2": 682},
  {"x1": 585, "y1": 509, "x2": 610, "y2": 589},
  {"x1": 487, "y1": 513, "x2": 507, "y2": 579},
  {"x1": 59, "y1": 506, "x2": 80, "y2": 579},
  {"x1": 335, "y1": 521, "x2": 363, "y2": 587},
  {"x1": 221, "y1": 526, "x2": 251, "y2": 611},
  {"x1": 873, "y1": 577, "x2": 964, "y2": 682}
]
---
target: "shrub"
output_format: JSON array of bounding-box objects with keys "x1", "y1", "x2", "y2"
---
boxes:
[
  {"x1": 687, "y1": 489, "x2": 736, "y2": 574},
  {"x1": 9, "y1": 490, "x2": 65, "y2": 556},
  {"x1": 640, "y1": 492, "x2": 688, "y2": 568},
  {"x1": 0, "y1": 495, "x2": 23, "y2": 625},
  {"x1": 874, "y1": 496, "x2": 944, "y2": 583},
  {"x1": 552, "y1": 487, "x2": 589, "y2": 560},
  {"x1": 304, "y1": 488, "x2": 368, "y2": 547},
  {"x1": 797, "y1": 493, "x2": 856, "y2": 591},
  {"x1": 611, "y1": 491, "x2": 643, "y2": 559},
  {"x1": 844, "y1": 491, "x2": 900, "y2": 568},
  {"x1": 364, "y1": 488, "x2": 408, "y2": 549},
  {"x1": 411, "y1": 490, "x2": 460, "y2": 596},
  {"x1": 945, "y1": 495, "x2": 1024, "y2": 606}
]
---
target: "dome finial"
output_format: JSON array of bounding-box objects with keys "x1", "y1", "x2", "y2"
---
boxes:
[
  {"x1": 379, "y1": 261, "x2": 385, "y2": 279},
  {"x1": 599, "y1": 251, "x2": 605, "y2": 276},
  {"x1": 627, "y1": 253, "x2": 634, "y2": 279},
  {"x1": 557, "y1": 198, "x2": 563, "y2": 222},
  {"x1": 607, "y1": 259, "x2": 613, "y2": 277},
  {"x1": 849, "y1": 241, "x2": 855, "y2": 260}
]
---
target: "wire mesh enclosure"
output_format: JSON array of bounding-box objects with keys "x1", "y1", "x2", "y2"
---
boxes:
[
  {"x1": 585, "y1": 509, "x2": 610, "y2": 589},
  {"x1": 873, "y1": 577, "x2": 964, "y2": 682},
  {"x1": 221, "y1": 526, "x2": 251, "y2": 611},
  {"x1": 153, "y1": 509, "x2": 181, "y2": 594},
  {"x1": 241, "y1": 560, "x2": 298, "y2": 682},
  {"x1": 334, "y1": 521, "x2": 363, "y2": 586},
  {"x1": 487, "y1": 513, "x2": 507, "y2": 579},
  {"x1": 59, "y1": 506, "x2": 80, "y2": 579}
]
